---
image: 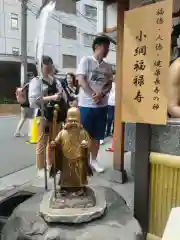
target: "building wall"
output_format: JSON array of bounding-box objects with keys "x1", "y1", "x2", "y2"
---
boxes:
[
  {"x1": 0, "y1": 0, "x2": 111, "y2": 74},
  {"x1": 96, "y1": 0, "x2": 180, "y2": 66},
  {"x1": 96, "y1": 1, "x2": 116, "y2": 65}
]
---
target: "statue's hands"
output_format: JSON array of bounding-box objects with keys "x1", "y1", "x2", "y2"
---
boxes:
[
  {"x1": 50, "y1": 141, "x2": 56, "y2": 148},
  {"x1": 81, "y1": 140, "x2": 88, "y2": 148}
]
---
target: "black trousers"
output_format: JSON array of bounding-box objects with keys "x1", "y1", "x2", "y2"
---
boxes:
[{"x1": 106, "y1": 105, "x2": 115, "y2": 136}]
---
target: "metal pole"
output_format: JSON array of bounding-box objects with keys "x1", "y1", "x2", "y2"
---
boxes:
[
  {"x1": 36, "y1": 5, "x2": 48, "y2": 192},
  {"x1": 21, "y1": 0, "x2": 28, "y2": 86}
]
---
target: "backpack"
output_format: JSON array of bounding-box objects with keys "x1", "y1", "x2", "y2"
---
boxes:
[
  {"x1": 40, "y1": 79, "x2": 68, "y2": 123},
  {"x1": 15, "y1": 82, "x2": 29, "y2": 105}
]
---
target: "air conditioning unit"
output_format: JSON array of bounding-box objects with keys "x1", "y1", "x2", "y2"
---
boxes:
[{"x1": 12, "y1": 47, "x2": 19, "y2": 56}]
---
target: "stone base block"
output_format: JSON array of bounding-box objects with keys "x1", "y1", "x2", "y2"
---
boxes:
[{"x1": 40, "y1": 187, "x2": 107, "y2": 223}]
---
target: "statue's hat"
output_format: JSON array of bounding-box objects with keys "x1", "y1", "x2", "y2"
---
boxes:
[{"x1": 67, "y1": 107, "x2": 80, "y2": 122}]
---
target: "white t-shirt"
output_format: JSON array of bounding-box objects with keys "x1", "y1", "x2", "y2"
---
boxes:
[
  {"x1": 108, "y1": 82, "x2": 115, "y2": 106},
  {"x1": 76, "y1": 56, "x2": 112, "y2": 108}
]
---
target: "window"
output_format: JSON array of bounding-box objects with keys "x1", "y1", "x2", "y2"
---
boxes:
[
  {"x1": 83, "y1": 33, "x2": 95, "y2": 46},
  {"x1": 55, "y1": 0, "x2": 76, "y2": 14},
  {"x1": 62, "y1": 24, "x2": 77, "y2": 40},
  {"x1": 62, "y1": 55, "x2": 77, "y2": 68},
  {"x1": 12, "y1": 47, "x2": 19, "y2": 56},
  {"x1": 84, "y1": 5, "x2": 97, "y2": 19},
  {"x1": 11, "y1": 13, "x2": 18, "y2": 29}
]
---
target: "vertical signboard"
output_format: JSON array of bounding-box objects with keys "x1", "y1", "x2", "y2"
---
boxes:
[{"x1": 122, "y1": 0, "x2": 172, "y2": 124}]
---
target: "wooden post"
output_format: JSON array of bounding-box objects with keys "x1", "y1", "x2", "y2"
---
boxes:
[
  {"x1": 113, "y1": 0, "x2": 129, "y2": 177},
  {"x1": 134, "y1": 124, "x2": 151, "y2": 239}
]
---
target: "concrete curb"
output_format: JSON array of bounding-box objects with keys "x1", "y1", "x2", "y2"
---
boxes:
[
  {"x1": 0, "y1": 165, "x2": 37, "y2": 192},
  {"x1": 0, "y1": 115, "x2": 18, "y2": 118}
]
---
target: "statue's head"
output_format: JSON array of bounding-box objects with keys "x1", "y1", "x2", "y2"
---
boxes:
[{"x1": 65, "y1": 107, "x2": 81, "y2": 130}]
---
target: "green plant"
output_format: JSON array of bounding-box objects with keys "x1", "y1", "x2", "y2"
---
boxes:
[{"x1": 0, "y1": 98, "x2": 16, "y2": 104}]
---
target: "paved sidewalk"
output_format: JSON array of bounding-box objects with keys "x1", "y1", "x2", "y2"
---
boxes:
[
  {"x1": 0, "y1": 138, "x2": 134, "y2": 210},
  {"x1": 0, "y1": 115, "x2": 35, "y2": 177}
]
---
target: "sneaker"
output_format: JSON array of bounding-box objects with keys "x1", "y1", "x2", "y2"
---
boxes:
[
  {"x1": 90, "y1": 160, "x2": 104, "y2": 173},
  {"x1": 14, "y1": 132, "x2": 24, "y2": 137},
  {"x1": 100, "y1": 140, "x2": 104, "y2": 145}
]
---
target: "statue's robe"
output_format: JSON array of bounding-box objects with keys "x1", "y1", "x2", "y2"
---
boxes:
[{"x1": 50, "y1": 128, "x2": 91, "y2": 188}]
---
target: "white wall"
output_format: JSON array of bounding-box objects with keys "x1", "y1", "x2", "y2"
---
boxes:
[
  {"x1": 106, "y1": 3, "x2": 117, "y2": 30},
  {"x1": 96, "y1": 1, "x2": 117, "y2": 65},
  {"x1": 0, "y1": 0, "x2": 99, "y2": 73},
  {"x1": 0, "y1": 0, "x2": 21, "y2": 55}
]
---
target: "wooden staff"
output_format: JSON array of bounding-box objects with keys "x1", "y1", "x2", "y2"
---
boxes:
[
  {"x1": 52, "y1": 104, "x2": 59, "y2": 198},
  {"x1": 40, "y1": 79, "x2": 48, "y2": 191}
]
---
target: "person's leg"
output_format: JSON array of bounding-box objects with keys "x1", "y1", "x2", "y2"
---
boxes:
[
  {"x1": 90, "y1": 139, "x2": 100, "y2": 162},
  {"x1": 36, "y1": 119, "x2": 48, "y2": 176},
  {"x1": 79, "y1": 107, "x2": 99, "y2": 170},
  {"x1": 90, "y1": 107, "x2": 108, "y2": 172},
  {"x1": 106, "y1": 105, "x2": 114, "y2": 137},
  {"x1": 111, "y1": 106, "x2": 115, "y2": 135},
  {"x1": 14, "y1": 107, "x2": 26, "y2": 137}
]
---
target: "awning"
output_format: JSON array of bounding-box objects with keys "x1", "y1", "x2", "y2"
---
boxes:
[{"x1": 0, "y1": 54, "x2": 35, "y2": 64}]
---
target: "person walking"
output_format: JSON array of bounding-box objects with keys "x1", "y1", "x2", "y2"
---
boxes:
[
  {"x1": 76, "y1": 35, "x2": 113, "y2": 173},
  {"x1": 14, "y1": 78, "x2": 34, "y2": 137},
  {"x1": 28, "y1": 55, "x2": 67, "y2": 177}
]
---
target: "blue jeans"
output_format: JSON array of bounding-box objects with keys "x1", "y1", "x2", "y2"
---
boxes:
[{"x1": 79, "y1": 106, "x2": 108, "y2": 140}]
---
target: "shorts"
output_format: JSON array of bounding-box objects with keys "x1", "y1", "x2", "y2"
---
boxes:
[
  {"x1": 21, "y1": 107, "x2": 34, "y2": 119},
  {"x1": 79, "y1": 106, "x2": 108, "y2": 140}
]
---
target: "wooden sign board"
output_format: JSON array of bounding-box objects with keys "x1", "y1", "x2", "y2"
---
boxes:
[{"x1": 122, "y1": 0, "x2": 173, "y2": 124}]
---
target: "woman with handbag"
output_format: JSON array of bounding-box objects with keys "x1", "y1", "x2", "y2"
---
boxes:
[{"x1": 28, "y1": 56, "x2": 67, "y2": 177}]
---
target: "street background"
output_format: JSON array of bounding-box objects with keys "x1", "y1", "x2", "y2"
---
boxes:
[{"x1": 0, "y1": 116, "x2": 35, "y2": 177}]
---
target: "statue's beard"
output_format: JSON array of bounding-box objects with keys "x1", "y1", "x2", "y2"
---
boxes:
[{"x1": 64, "y1": 122, "x2": 81, "y2": 130}]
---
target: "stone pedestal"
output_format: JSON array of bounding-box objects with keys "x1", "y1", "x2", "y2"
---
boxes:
[
  {"x1": 150, "y1": 119, "x2": 180, "y2": 155},
  {"x1": 2, "y1": 186, "x2": 142, "y2": 240},
  {"x1": 40, "y1": 187, "x2": 107, "y2": 224}
]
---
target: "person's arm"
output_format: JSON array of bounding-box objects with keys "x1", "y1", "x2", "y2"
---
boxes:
[
  {"x1": 76, "y1": 57, "x2": 94, "y2": 96},
  {"x1": 28, "y1": 77, "x2": 41, "y2": 108},
  {"x1": 168, "y1": 59, "x2": 180, "y2": 118},
  {"x1": 43, "y1": 95, "x2": 58, "y2": 101},
  {"x1": 101, "y1": 68, "x2": 113, "y2": 97},
  {"x1": 28, "y1": 78, "x2": 58, "y2": 108},
  {"x1": 56, "y1": 80, "x2": 67, "y2": 102},
  {"x1": 92, "y1": 67, "x2": 113, "y2": 104}
]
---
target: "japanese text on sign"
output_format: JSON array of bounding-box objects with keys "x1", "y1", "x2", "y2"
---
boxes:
[
  {"x1": 133, "y1": 32, "x2": 147, "y2": 103},
  {"x1": 152, "y1": 7, "x2": 164, "y2": 111},
  {"x1": 121, "y1": 0, "x2": 172, "y2": 124}
]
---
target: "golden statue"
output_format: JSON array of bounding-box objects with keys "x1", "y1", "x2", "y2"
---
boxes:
[{"x1": 50, "y1": 107, "x2": 93, "y2": 197}]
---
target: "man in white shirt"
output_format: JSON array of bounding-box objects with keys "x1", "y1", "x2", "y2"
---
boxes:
[{"x1": 76, "y1": 36, "x2": 113, "y2": 173}]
